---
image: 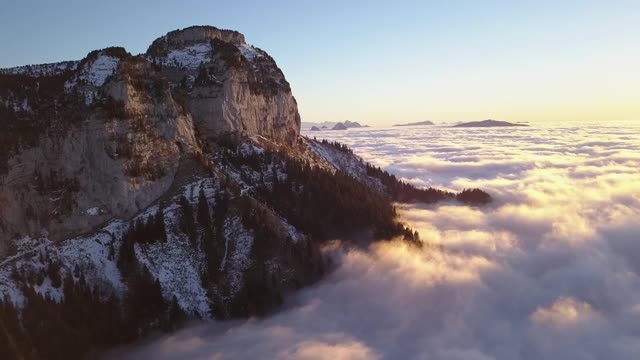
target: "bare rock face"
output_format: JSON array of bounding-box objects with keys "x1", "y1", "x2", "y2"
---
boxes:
[
  {"x1": 147, "y1": 26, "x2": 246, "y2": 50},
  {"x1": 0, "y1": 50, "x2": 198, "y2": 253},
  {"x1": 146, "y1": 26, "x2": 301, "y2": 144}
]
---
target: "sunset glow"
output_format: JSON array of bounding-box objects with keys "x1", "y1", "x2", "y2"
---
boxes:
[{"x1": 2, "y1": 1, "x2": 639, "y2": 359}]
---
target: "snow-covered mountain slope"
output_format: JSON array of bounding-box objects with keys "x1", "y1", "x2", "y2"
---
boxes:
[
  {"x1": 303, "y1": 137, "x2": 385, "y2": 193},
  {"x1": 0, "y1": 165, "x2": 321, "y2": 319},
  {"x1": 64, "y1": 50, "x2": 123, "y2": 104}
]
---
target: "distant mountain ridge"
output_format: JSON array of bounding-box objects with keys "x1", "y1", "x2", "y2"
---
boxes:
[
  {"x1": 303, "y1": 120, "x2": 368, "y2": 130},
  {"x1": 393, "y1": 121, "x2": 434, "y2": 127},
  {"x1": 342, "y1": 120, "x2": 366, "y2": 128},
  {"x1": 454, "y1": 119, "x2": 528, "y2": 128},
  {"x1": 302, "y1": 121, "x2": 336, "y2": 129}
]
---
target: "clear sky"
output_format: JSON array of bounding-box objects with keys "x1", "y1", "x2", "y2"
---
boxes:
[{"x1": 2, "y1": 0, "x2": 639, "y2": 125}]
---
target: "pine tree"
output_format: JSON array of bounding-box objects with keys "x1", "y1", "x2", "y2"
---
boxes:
[
  {"x1": 118, "y1": 226, "x2": 137, "y2": 278},
  {"x1": 161, "y1": 295, "x2": 187, "y2": 332},
  {"x1": 197, "y1": 188, "x2": 210, "y2": 226},
  {"x1": 123, "y1": 265, "x2": 166, "y2": 338},
  {"x1": 179, "y1": 196, "x2": 196, "y2": 245}
]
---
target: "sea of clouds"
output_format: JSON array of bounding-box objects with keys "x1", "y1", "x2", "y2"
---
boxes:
[{"x1": 118, "y1": 122, "x2": 640, "y2": 360}]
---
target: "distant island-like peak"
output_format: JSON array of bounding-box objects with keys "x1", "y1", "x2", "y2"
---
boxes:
[
  {"x1": 454, "y1": 119, "x2": 528, "y2": 128},
  {"x1": 302, "y1": 120, "x2": 369, "y2": 131},
  {"x1": 393, "y1": 120, "x2": 434, "y2": 127},
  {"x1": 332, "y1": 122, "x2": 348, "y2": 130},
  {"x1": 343, "y1": 120, "x2": 365, "y2": 128}
]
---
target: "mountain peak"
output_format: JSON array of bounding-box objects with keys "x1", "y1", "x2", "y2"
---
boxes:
[
  {"x1": 454, "y1": 119, "x2": 528, "y2": 128},
  {"x1": 147, "y1": 25, "x2": 246, "y2": 56},
  {"x1": 0, "y1": 24, "x2": 301, "y2": 250}
]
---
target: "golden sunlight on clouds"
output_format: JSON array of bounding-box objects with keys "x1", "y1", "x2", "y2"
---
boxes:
[
  {"x1": 280, "y1": 337, "x2": 378, "y2": 360},
  {"x1": 324, "y1": 239, "x2": 496, "y2": 288},
  {"x1": 367, "y1": 240, "x2": 496, "y2": 285},
  {"x1": 397, "y1": 205, "x2": 517, "y2": 253},
  {"x1": 158, "y1": 334, "x2": 207, "y2": 355},
  {"x1": 530, "y1": 297, "x2": 596, "y2": 328}
]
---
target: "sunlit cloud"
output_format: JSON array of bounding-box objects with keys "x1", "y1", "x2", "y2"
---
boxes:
[
  {"x1": 277, "y1": 336, "x2": 379, "y2": 360},
  {"x1": 530, "y1": 297, "x2": 597, "y2": 328}
]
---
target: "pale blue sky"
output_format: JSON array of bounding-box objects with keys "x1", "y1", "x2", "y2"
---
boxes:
[{"x1": 2, "y1": 0, "x2": 639, "y2": 125}]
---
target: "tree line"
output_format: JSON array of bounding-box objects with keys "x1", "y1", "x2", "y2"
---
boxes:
[
  {"x1": 222, "y1": 145, "x2": 421, "y2": 244},
  {"x1": 319, "y1": 139, "x2": 491, "y2": 206},
  {"x1": 1, "y1": 264, "x2": 185, "y2": 360}
]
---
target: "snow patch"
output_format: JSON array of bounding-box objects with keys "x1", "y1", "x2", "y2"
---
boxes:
[
  {"x1": 57, "y1": 222, "x2": 128, "y2": 295},
  {"x1": 34, "y1": 277, "x2": 64, "y2": 303},
  {"x1": 237, "y1": 44, "x2": 263, "y2": 62},
  {"x1": 159, "y1": 43, "x2": 212, "y2": 70},
  {"x1": 222, "y1": 216, "x2": 254, "y2": 297},
  {"x1": 64, "y1": 54, "x2": 120, "y2": 104},
  {"x1": 128, "y1": 177, "x2": 218, "y2": 317},
  {"x1": 182, "y1": 177, "x2": 218, "y2": 204},
  {"x1": 0, "y1": 236, "x2": 53, "y2": 268},
  {"x1": 0, "y1": 269, "x2": 24, "y2": 306},
  {"x1": 86, "y1": 207, "x2": 100, "y2": 216},
  {"x1": 0, "y1": 221, "x2": 127, "y2": 307},
  {"x1": 134, "y1": 234, "x2": 210, "y2": 317},
  {"x1": 15, "y1": 236, "x2": 51, "y2": 255},
  {"x1": 239, "y1": 141, "x2": 265, "y2": 157},
  {"x1": 84, "y1": 55, "x2": 120, "y2": 87}
]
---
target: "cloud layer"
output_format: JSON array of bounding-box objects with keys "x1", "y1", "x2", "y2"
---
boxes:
[{"x1": 117, "y1": 124, "x2": 640, "y2": 359}]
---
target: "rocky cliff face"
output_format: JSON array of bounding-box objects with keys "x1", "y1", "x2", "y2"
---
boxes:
[
  {"x1": 0, "y1": 26, "x2": 300, "y2": 255},
  {"x1": 146, "y1": 26, "x2": 300, "y2": 143},
  {"x1": 0, "y1": 49, "x2": 199, "y2": 254}
]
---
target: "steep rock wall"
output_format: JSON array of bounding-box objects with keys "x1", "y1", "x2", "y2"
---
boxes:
[
  {"x1": 0, "y1": 52, "x2": 198, "y2": 254},
  {"x1": 147, "y1": 26, "x2": 300, "y2": 144},
  {"x1": 0, "y1": 26, "x2": 300, "y2": 254}
]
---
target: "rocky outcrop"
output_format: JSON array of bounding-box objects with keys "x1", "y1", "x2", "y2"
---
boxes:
[
  {"x1": 0, "y1": 50, "x2": 199, "y2": 254},
  {"x1": 147, "y1": 26, "x2": 246, "y2": 51},
  {"x1": 146, "y1": 26, "x2": 300, "y2": 144}
]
